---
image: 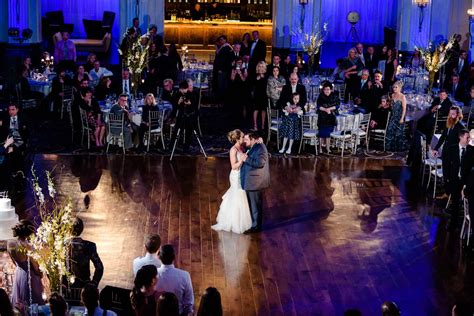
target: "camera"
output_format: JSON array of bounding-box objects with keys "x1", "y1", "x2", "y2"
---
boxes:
[{"x1": 236, "y1": 65, "x2": 240, "y2": 70}]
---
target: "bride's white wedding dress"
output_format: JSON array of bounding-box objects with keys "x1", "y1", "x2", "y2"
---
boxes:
[{"x1": 212, "y1": 152, "x2": 252, "y2": 234}]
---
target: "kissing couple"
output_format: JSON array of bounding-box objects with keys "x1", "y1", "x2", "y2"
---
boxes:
[{"x1": 212, "y1": 129, "x2": 270, "y2": 234}]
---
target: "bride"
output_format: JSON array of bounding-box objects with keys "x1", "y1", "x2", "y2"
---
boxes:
[{"x1": 212, "y1": 129, "x2": 252, "y2": 234}]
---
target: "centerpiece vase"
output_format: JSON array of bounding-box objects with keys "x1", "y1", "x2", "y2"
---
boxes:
[{"x1": 428, "y1": 70, "x2": 436, "y2": 93}]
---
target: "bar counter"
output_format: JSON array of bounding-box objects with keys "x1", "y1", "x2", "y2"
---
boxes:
[{"x1": 164, "y1": 20, "x2": 272, "y2": 48}]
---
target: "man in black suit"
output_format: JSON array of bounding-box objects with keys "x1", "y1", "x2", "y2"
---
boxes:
[
  {"x1": 355, "y1": 43, "x2": 366, "y2": 68},
  {"x1": 241, "y1": 131, "x2": 270, "y2": 233},
  {"x1": 0, "y1": 103, "x2": 28, "y2": 155},
  {"x1": 267, "y1": 54, "x2": 286, "y2": 78},
  {"x1": 132, "y1": 18, "x2": 142, "y2": 37},
  {"x1": 445, "y1": 74, "x2": 468, "y2": 105},
  {"x1": 416, "y1": 89, "x2": 452, "y2": 138},
  {"x1": 249, "y1": 31, "x2": 267, "y2": 75},
  {"x1": 365, "y1": 46, "x2": 378, "y2": 77},
  {"x1": 213, "y1": 35, "x2": 234, "y2": 101},
  {"x1": 444, "y1": 129, "x2": 470, "y2": 230},
  {"x1": 148, "y1": 24, "x2": 164, "y2": 51},
  {"x1": 461, "y1": 135, "x2": 474, "y2": 248},
  {"x1": 353, "y1": 69, "x2": 371, "y2": 113},
  {"x1": 232, "y1": 42, "x2": 243, "y2": 60},
  {"x1": 277, "y1": 73, "x2": 307, "y2": 109},
  {"x1": 369, "y1": 70, "x2": 388, "y2": 110}
]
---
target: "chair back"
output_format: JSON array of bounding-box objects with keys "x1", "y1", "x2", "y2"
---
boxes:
[
  {"x1": 337, "y1": 84, "x2": 346, "y2": 102},
  {"x1": 433, "y1": 111, "x2": 448, "y2": 135},
  {"x1": 464, "y1": 198, "x2": 470, "y2": 220},
  {"x1": 45, "y1": 11, "x2": 65, "y2": 26},
  {"x1": 268, "y1": 108, "x2": 280, "y2": 127},
  {"x1": 420, "y1": 136, "x2": 427, "y2": 161},
  {"x1": 108, "y1": 113, "x2": 124, "y2": 135},
  {"x1": 80, "y1": 109, "x2": 90, "y2": 130},
  {"x1": 301, "y1": 114, "x2": 316, "y2": 131},
  {"x1": 148, "y1": 110, "x2": 163, "y2": 131},
  {"x1": 102, "y1": 11, "x2": 115, "y2": 28},
  {"x1": 63, "y1": 287, "x2": 82, "y2": 307},
  {"x1": 99, "y1": 286, "x2": 133, "y2": 315},
  {"x1": 63, "y1": 85, "x2": 74, "y2": 101}
]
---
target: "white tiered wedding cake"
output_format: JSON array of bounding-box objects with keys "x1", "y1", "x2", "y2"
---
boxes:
[{"x1": 0, "y1": 196, "x2": 18, "y2": 240}]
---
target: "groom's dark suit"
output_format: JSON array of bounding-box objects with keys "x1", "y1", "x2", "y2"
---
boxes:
[{"x1": 240, "y1": 143, "x2": 270, "y2": 230}]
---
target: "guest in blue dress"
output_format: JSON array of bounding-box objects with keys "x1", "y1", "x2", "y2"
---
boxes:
[
  {"x1": 279, "y1": 93, "x2": 303, "y2": 154},
  {"x1": 385, "y1": 81, "x2": 407, "y2": 152},
  {"x1": 317, "y1": 82, "x2": 339, "y2": 153}
]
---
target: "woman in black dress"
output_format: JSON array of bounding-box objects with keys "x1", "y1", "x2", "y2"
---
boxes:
[
  {"x1": 240, "y1": 33, "x2": 251, "y2": 57},
  {"x1": 317, "y1": 82, "x2": 339, "y2": 153},
  {"x1": 80, "y1": 89, "x2": 105, "y2": 147},
  {"x1": 252, "y1": 61, "x2": 268, "y2": 130},
  {"x1": 384, "y1": 48, "x2": 398, "y2": 86}
]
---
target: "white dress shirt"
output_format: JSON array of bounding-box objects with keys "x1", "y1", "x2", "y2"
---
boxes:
[
  {"x1": 458, "y1": 59, "x2": 464, "y2": 73},
  {"x1": 90, "y1": 67, "x2": 114, "y2": 86},
  {"x1": 123, "y1": 79, "x2": 131, "y2": 95},
  {"x1": 156, "y1": 264, "x2": 194, "y2": 315},
  {"x1": 459, "y1": 144, "x2": 466, "y2": 178},
  {"x1": 132, "y1": 253, "x2": 162, "y2": 276},
  {"x1": 250, "y1": 40, "x2": 258, "y2": 57},
  {"x1": 9, "y1": 115, "x2": 18, "y2": 130},
  {"x1": 291, "y1": 84, "x2": 297, "y2": 94}
]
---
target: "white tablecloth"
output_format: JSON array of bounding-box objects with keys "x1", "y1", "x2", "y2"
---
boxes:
[
  {"x1": 28, "y1": 79, "x2": 52, "y2": 95},
  {"x1": 101, "y1": 101, "x2": 172, "y2": 125}
]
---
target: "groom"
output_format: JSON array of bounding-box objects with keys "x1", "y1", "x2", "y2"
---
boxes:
[{"x1": 241, "y1": 131, "x2": 270, "y2": 233}]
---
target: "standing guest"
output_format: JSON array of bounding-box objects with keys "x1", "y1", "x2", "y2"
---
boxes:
[
  {"x1": 79, "y1": 89, "x2": 105, "y2": 147},
  {"x1": 110, "y1": 94, "x2": 136, "y2": 151},
  {"x1": 317, "y1": 82, "x2": 339, "y2": 153},
  {"x1": 49, "y1": 293, "x2": 68, "y2": 316},
  {"x1": 81, "y1": 283, "x2": 117, "y2": 316},
  {"x1": 162, "y1": 79, "x2": 175, "y2": 102},
  {"x1": 54, "y1": 31, "x2": 76, "y2": 71},
  {"x1": 213, "y1": 36, "x2": 234, "y2": 101},
  {"x1": 73, "y1": 65, "x2": 91, "y2": 89},
  {"x1": 228, "y1": 57, "x2": 248, "y2": 118},
  {"x1": 0, "y1": 288, "x2": 15, "y2": 316},
  {"x1": 232, "y1": 42, "x2": 243, "y2": 59},
  {"x1": 278, "y1": 73, "x2": 307, "y2": 109},
  {"x1": 410, "y1": 49, "x2": 424, "y2": 70},
  {"x1": 94, "y1": 77, "x2": 113, "y2": 101},
  {"x1": 156, "y1": 293, "x2": 179, "y2": 316},
  {"x1": 146, "y1": 43, "x2": 161, "y2": 94},
  {"x1": 342, "y1": 47, "x2": 363, "y2": 102},
  {"x1": 132, "y1": 17, "x2": 142, "y2": 37},
  {"x1": 68, "y1": 217, "x2": 104, "y2": 288},
  {"x1": 196, "y1": 287, "x2": 223, "y2": 316},
  {"x1": 23, "y1": 56, "x2": 32, "y2": 78},
  {"x1": 278, "y1": 92, "x2": 302, "y2": 154},
  {"x1": 461, "y1": 132, "x2": 474, "y2": 251},
  {"x1": 385, "y1": 81, "x2": 407, "y2": 152},
  {"x1": 120, "y1": 27, "x2": 137, "y2": 67},
  {"x1": 131, "y1": 265, "x2": 162, "y2": 316},
  {"x1": 432, "y1": 106, "x2": 465, "y2": 199},
  {"x1": 156, "y1": 245, "x2": 194, "y2": 316},
  {"x1": 444, "y1": 129, "x2": 470, "y2": 231},
  {"x1": 148, "y1": 24, "x2": 164, "y2": 51},
  {"x1": 251, "y1": 61, "x2": 268, "y2": 130},
  {"x1": 355, "y1": 43, "x2": 366, "y2": 68},
  {"x1": 370, "y1": 95, "x2": 391, "y2": 130},
  {"x1": 457, "y1": 50, "x2": 469, "y2": 85},
  {"x1": 138, "y1": 93, "x2": 159, "y2": 150},
  {"x1": 353, "y1": 69, "x2": 371, "y2": 112},
  {"x1": 249, "y1": 31, "x2": 267, "y2": 75},
  {"x1": 377, "y1": 45, "x2": 389, "y2": 76},
  {"x1": 191, "y1": 3, "x2": 204, "y2": 21},
  {"x1": 445, "y1": 74, "x2": 468, "y2": 105},
  {"x1": 84, "y1": 53, "x2": 97, "y2": 73},
  {"x1": 365, "y1": 46, "x2": 378, "y2": 77},
  {"x1": 240, "y1": 32, "x2": 251, "y2": 57},
  {"x1": 266, "y1": 66, "x2": 286, "y2": 108},
  {"x1": 7, "y1": 220, "x2": 44, "y2": 307},
  {"x1": 384, "y1": 48, "x2": 398, "y2": 86},
  {"x1": 121, "y1": 68, "x2": 132, "y2": 96},
  {"x1": 167, "y1": 43, "x2": 184, "y2": 82},
  {"x1": 133, "y1": 234, "x2": 162, "y2": 276}
]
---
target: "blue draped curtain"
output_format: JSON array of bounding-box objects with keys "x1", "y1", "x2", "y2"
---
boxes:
[
  {"x1": 319, "y1": 0, "x2": 398, "y2": 43},
  {"x1": 41, "y1": 0, "x2": 120, "y2": 39}
]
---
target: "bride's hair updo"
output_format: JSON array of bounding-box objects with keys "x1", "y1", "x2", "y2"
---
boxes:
[{"x1": 227, "y1": 129, "x2": 243, "y2": 144}]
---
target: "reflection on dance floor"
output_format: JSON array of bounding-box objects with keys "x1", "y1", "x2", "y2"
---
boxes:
[{"x1": 5, "y1": 154, "x2": 473, "y2": 315}]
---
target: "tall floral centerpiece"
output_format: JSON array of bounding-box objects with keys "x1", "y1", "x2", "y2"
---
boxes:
[
  {"x1": 27, "y1": 168, "x2": 76, "y2": 294},
  {"x1": 292, "y1": 23, "x2": 328, "y2": 75},
  {"x1": 123, "y1": 36, "x2": 149, "y2": 96},
  {"x1": 416, "y1": 35, "x2": 455, "y2": 92}
]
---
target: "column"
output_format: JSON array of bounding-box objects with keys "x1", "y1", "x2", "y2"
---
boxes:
[
  {"x1": 0, "y1": 0, "x2": 8, "y2": 42},
  {"x1": 397, "y1": 0, "x2": 432, "y2": 51}
]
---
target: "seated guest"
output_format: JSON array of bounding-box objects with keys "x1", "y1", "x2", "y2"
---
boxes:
[
  {"x1": 50, "y1": 68, "x2": 69, "y2": 112},
  {"x1": 277, "y1": 73, "x2": 307, "y2": 110},
  {"x1": 444, "y1": 129, "x2": 470, "y2": 231},
  {"x1": 54, "y1": 31, "x2": 76, "y2": 71},
  {"x1": 331, "y1": 58, "x2": 345, "y2": 81},
  {"x1": 365, "y1": 46, "x2": 378, "y2": 77},
  {"x1": 157, "y1": 292, "x2": 180, "y2": 316},
  {"x1": 161, "y1": 79, "x2": 174, "y2": 103},
  {"x1": 0, "y1": 288, "x2": 15, "y2": 316},
  {"x1": 133, "y1": 234, "x2": 162, "y2": 276},
  {"x1": 84, "y1": 53, "x2": 97, "y2": 73},
  {"x1": 95, "y1": 77, "x2": 113, "y2": 101},
  {"x1": 417, "y1": 89, "x2": 452, "y2": 138},
  {"x1": 156, "y1": 245, "x2": 194, "y2": 316},
  {"x1": 73, "y1": 65, "x2": 91, "y2": 89},
  {"x1": 445, "y1": 74, "x2": 468, "y2": 105},
  {"x1": 131, "y1": 265, "x2": 162, "y2": 316},
  {"x1": 186, "y1": 78, "x2": 199, "y2": 96},
  {"x1": 49, "y1": 293, "x2": 68, "y2": 316},
  {"x1": 266, "y1": 66, "x2": 286, "y2": 109},
  {"x1": 67, "y1": 217, "x2": 104, "y2": 288},
  {"x1": 81, "y1": 283, "x2": 117, "y2": 316},
  {"x1": 89, "y1": 60, "x2": 113, "y2": 88},
  {"x1": 23, "y1": 56, "x2": 32, "y2": 78},
  {"x1": 71, "y1": 79, "x2": 90, "y2": 131},
  {"x1": 8, "y1": 220, "x2": 44, "y2": 307},
  {"x1": 196, "y1": 287, "x2": 222, "y2": 316},
  {"x1": 17, "y1": 65, "x2": 44, "y2": 102},
  {"x1": 138, "y1": 94, "x2": 159, "y2": 151},
  {"x1": 353, "y1": 69, "x2": 371, "y2": 112},
  {"x1": 110, "y1": 94, "x2": 137, "y2": 151},
  {"x1": 79, "y1": 89, "x2": 105, "y2": 147},
  {"x1": 370, "y1": 95, "x2": 391, "y2": 129},
  {"x1": 317, "y1": 82, "x2": 339, "y2": 153}
]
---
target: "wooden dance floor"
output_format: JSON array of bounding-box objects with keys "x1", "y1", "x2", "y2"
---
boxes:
[{"x1": 11, "y1": 154, "x2": 474, "y2": 315}]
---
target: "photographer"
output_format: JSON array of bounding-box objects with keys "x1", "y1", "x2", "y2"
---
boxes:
[{"x1": 170, "y1": 81, "x2": 199, "y2": 151}]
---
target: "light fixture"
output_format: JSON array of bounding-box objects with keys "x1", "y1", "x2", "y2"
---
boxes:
[
  {"x1": 413, "y1": 0, "x2": 429, "y2": 32},
  {"x1": 299, "y1": 0, "x2": 308, "y2": 30}
]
